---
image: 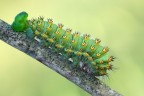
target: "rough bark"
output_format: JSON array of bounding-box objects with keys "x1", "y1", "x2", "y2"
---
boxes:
[{"x1": 0, "y1": 19, "x2": 122, "y2": 96}]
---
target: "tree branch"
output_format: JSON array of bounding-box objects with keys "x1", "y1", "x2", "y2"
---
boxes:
[{"x1": 0, "y1": 19, "x2": 122, "y2": 96}]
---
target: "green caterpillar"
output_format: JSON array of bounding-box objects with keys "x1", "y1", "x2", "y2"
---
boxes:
[{"x1": 11, "y1": 11, "x2": 115, "y2": 76}]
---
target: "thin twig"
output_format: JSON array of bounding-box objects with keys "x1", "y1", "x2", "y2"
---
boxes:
[{"x1": 0, "y1": 19, "x2": 122, "y2": 96}]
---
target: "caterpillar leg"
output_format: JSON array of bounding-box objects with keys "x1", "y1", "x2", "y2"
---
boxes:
[{"x1": 26, "y1": 28, "x2": 34, "y2": 39}]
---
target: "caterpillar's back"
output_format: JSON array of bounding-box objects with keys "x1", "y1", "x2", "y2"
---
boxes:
[{"x1": 12, "y1": 12, "x2": 115, "y2": 76}]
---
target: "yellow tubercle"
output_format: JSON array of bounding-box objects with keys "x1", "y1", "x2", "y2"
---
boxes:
[
  {"x1": 41, "y1": 34, "x2": 48, "y2": 39},
  {"x1": 99, "y1": 60, "x2": 103, "y2": 64},
  {"x1": 72, "y1": 40, "x2": 75, "y2": 43},
  {"x1": 95, "y1": 38, "x2": 101, "y2": 44},
  {"x1": 66, "y1": 28, "x2": 72, "y2": 34},
  {"x1": 48, "y1": 38, "x2": 54, "y2": 43},
  {"x1": 47, "y1": 18, "x2": 53, "y2": 24},
  {"x1": 73, "y1": 32, "x2": 79, "y2": 37},
  {"x1": 91, "y1": 62, "x2": 96, "y2": 66},
  {"x1": 83, "y1": 34, "x2": 90, "y2": 40},
  {"x1": 37, "y1": 21, "x2": 42, "y2": 26},
  {"x1": 83, "y1": 52, "x2": 90, "y2": 57},
  {"x1": 65, "y1": 49, "x2": 73, "y2": 54},
  {"x1": 107, "y1": 64, "x2": 111, "y2": 69},
  {"x1": 82, "y1": 41, "x2": 86, "y2": 46},
  {"x1": 56, "y1": 31, "x2": 60, "y2": 35},
  {"x1": 90, "y1": 46, "x2": 95, "y2": 51},
  {"x1": 58, "y1": 23, "x2": 63, "y2": 29},
  {"x1": 100, "y1": 67, "x2": 104, "y2": 69},
  {"x1": 100, "y1": 71, "x2": 106, "y2": 75},
  {"x1": 47, "y1": 27, "x2": 52, "y2": 31},
  {"x1": 88, "y1": 56, "x2": 93, "y2": 61},
  {"x1": 96, "y1": 53, "x2": 101, "y2": 57},
  {"x1": 102, "y1": 47, "x2": 109, "y2": 53},
  {"x1": 75, "y1": 51, "x2": 82, "y2": 56},
  {"x1": 55, "y1": 44, "x2": 63, "y2": 49},
  {"x1": 108, "y1": 56, "x2": 115, "y2": 62},
  {"x1": 63, "y1": 35, "x2": 67, "y2": 38},
  {"x1": 34, "y1": 30, "x2": 40, "y2": 36}
]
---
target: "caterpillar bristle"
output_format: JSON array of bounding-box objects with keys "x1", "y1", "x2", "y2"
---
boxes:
[
  {"x1": 39, "y1": 16, "x2": 44, "y2": 20},
  {"x1": 73, "y1": 31, "x2": 80, "y2": 36}
]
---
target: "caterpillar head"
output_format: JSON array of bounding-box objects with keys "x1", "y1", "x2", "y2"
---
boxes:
[{"x1": 11, "y1": 11, "x2": 28, "y2": 32}]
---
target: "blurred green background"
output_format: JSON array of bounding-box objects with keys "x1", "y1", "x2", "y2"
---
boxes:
[{"x1": 0, "y1": 0, "x2": 144, "y2": 96}]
